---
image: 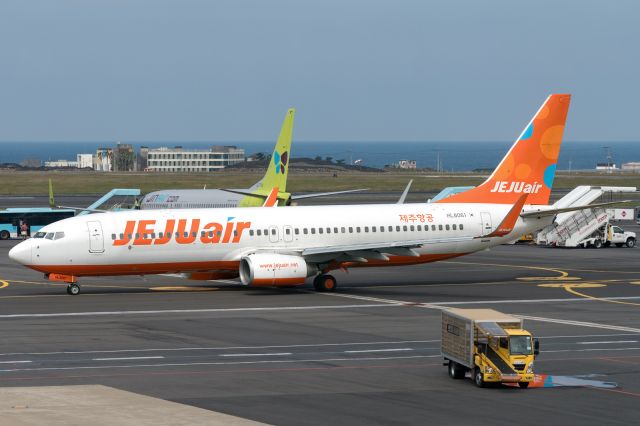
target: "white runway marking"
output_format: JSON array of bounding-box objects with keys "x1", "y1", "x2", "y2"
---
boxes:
[
  {"x1": 0, "y1": 303, "x2": 399, "y2": 319},
  {"x1": 220, "y1": 353, "x2": 292, "y2": 357},
  {"x1": 432, "y1": 296, "x2": 640, "y2": 305},
  {"x1": 516, "y1": 315, "x2": 640, "y2": 334},
  {"x1": 543, "y1": 347, "x2": 640, "y2": 353},
  {"x1": 0, "y1": 340, "x2": 435, "y2": 357},
  {"x1": 0, "y1": 360, "x2": 32, "y2": 364},
  {"x1": 0, "y1": 355, "x2": 439, "y2": 373},
  {"x1": 92, "y1": 356, "x2": 165, "y2": 361},
  {"x1": 577, "y1": 341, "x2": 638, "y2": 345},
  {"x1": 344, "y1": 348, "x2": 413, "y2": 354}
]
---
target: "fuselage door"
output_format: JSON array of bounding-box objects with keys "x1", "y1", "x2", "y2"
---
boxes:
[
  {"x1": 283, "y1": 225, "x2": 293, "y2": 242},
  {"x1": 268, "y1": 225, "x2": 279, "y2": 243},
  {"x1": 480, "y1": 212, "x2": 492, "y2": 234},
  {"x1": 87, "y1": 220, "x2": 105, "y2": 253}
]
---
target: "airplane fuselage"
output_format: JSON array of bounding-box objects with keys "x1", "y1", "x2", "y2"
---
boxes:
[{"x1": 10, "y1": 202, "x2": 553, "y2": 277}]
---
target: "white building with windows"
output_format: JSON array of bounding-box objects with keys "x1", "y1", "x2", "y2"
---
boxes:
[
  {"x1": 76, "y1": 154, "x2": 94, "y2": 169},
  {"x1": 146, "y1": 146, "x2": 245, "y2": 172}
]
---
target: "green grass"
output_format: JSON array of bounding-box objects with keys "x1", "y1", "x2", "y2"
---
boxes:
[{"x1": 0, "y1": 170, "x2": 638, "y2": 195}]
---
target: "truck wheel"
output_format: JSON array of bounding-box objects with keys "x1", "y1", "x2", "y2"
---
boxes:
[
  {"x1": 593, "y1": 239, "x2": 602, "y2": 249},
  {"x1": 448, "y1": 361, "x2": 465, "y2": 379},
  {"x1": 626, "y1": 238, "x2": 636, "y2": 248},
  {"x1": 518, "y1": 382, "x2": 530, "y2": 389},
  {"x1": 0, "y1": 230, "x2": 9, "y2": 240},
  {"x1": 474, "y1": 368, "x2": 485, "y2": 388}
]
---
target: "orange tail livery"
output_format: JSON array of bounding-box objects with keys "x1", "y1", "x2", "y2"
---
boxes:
[{"x1": 438, "y1": 94, "x2": 571, "y2": 205}]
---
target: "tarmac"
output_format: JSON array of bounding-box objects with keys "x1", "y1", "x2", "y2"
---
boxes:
[{"x1": 1, "y1": 221, "x2": 640, "y2": 425}]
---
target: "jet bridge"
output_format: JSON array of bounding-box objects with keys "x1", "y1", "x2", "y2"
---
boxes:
[{"x1": 535, "y1": 186, "x2": 637, "y2": 246}]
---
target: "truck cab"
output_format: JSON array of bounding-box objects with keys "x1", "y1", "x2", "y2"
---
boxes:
[
  {"x1": 609, "y1": 225, "x2": 636, "y2": 248},
  {"x1": 477, "y1": 329, "x2": 537, "y2": 387}
]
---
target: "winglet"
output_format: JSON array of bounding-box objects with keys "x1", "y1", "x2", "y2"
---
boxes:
[
  {"x1": 262, "y1": 186, "x2": 280, "y2": 207},
  {"x1": 48, "y1": 179, "x2": 55, "y2": 208},
  {"x1": 484, "y1": 194, "x2": 528, "y2": 237},
  {"x1": 397, "y1": 180, "x2": 413, "y2": 204}
]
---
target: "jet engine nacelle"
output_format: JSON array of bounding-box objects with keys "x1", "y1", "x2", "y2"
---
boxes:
[{"x1": 239, "y1": 253, "x2": 315, "y2": 287}]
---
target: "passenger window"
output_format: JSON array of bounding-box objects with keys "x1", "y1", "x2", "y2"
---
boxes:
[
  {"x1": 192, "y1": 231, "x2": 197, "y2": 237},
  {"x1": 396, "y1": 226, "x2": 400, "y2": 232},
  {"x1": 334, "y1": 227, "x2": 338, "y2": 233},
  {"x1": 136, "y1": 233, "x2": 141, "y2": 239},
  {"x1": 271, "y1": 229, "x2": 276, "y2": 235},
  {"x1": 372, "y1": 226, "x2": 376, "y2": 232},
  {"x1": 364, "y1": 227, "x2": 369, "y2": 232},
  {"x1": 417, "y1": 225, "x2": 422, "y2": 231},
  {"x1": 257, "y1": 230, "x2": 262, "y2": 236},
  {"x1": 410, "y1": 225, "x2": 414, "y2": 231},
  {"x1": 388, "y1": 226, "x2": 393, "y2": 232},
  {"x1": 111, "y1": 234, "x2": 116, "y2": 240},
  {"x1": 349, "y1": 227, "x2": 353, "y2": 233},
  {"x1": 341, "y1": 227, "x2": 346, "y2": 233},
  {"x1": 438, "y1": 225, "x2": 443, "y2": 231},
  {"x1": 249, "y1": 230, "x2": 254, "y2": 236},
  {"x1": 326, "y1": 228, "x2": 330, "y2": 234},
  {"x1": 380, "y1": 226, "x2": 384, "y2": 232},
  {"x1": 263, "y1": 229, "x2": 268, "y2": 235},
  {"x1": 158, "y1": 232, "x2": 163, "y2": 238},
  {"x1": 303, "y1": 228, "x2": 308, "y2": 235},
  {"x1": 128, "y1": 234, "x2": 133, "y2": 239},
  {"x1": 403, "y1": 225, "x2": 408, "y2": 232},
  {"x1": 319, "y1": 228, "x2": 324, "y2": 234},
  {"x1": 452, "y1": 224, "x2": 457, "y2": 230},
  {"x1": 209, "y1": 231, "x2": 214, "y2": 237},
  {"x1": 356, "y1": 227, "x2": 361, "y2": 233},
  {"x1": 445, "y1": 224, "x2": 450, "y2": 231},
  {"x1": 311, "y1": 228, "x2": 316, "y2": 234},
  {"x1": 431, "y1": 225, "x2": 436, "y2": 231},
  {"x1": 286, "y1": 228, "x2": 291, "y2": 235},
  {"x1": 234, "y1": 231, "x2": 238, "y2": 237},
  {"x1": 295, "y1": 228, "x2": 299, "y2": 235},
  {"x1": 201, "y1": 231, "x2": 206, "y2": 237}
]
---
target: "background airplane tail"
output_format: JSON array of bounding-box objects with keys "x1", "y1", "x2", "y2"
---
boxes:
[
  {"x1": 249, "y1": 108, "x2": 295, "y2": 194},
  {"x1": 438, "y1": 94, "x2": 571, "y2": 205}
]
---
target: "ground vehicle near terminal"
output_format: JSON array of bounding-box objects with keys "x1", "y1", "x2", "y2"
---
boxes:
[
  {"x1": 442, "y1": 308, "x2": 539, "y2": 388},
  {"x1": 0, "y1": 208, "x2": 75, "y2": 240},
  {"x1": 579, "y1": 223, "x2": 636, "y2": 248}
]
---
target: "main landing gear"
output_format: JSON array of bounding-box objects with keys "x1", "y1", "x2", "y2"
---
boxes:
[
  {"x1": 66, "y1": 283, "x2": 81, "y2": 295},
  {"x1": 313, "y1": 274, "x2": 337, "y2": 292}
]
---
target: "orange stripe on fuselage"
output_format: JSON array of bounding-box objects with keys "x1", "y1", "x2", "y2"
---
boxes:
[{"x1": 26, "y1": 261, "x2": 240, "y2": 277}]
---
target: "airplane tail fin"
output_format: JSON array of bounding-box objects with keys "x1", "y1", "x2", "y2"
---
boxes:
[
  {"x1": 438, "y1": 94, "x2": 571, "y2": 205},
  {"x1": 249, "y1": 108, "x2": 295, "y2": 194}
]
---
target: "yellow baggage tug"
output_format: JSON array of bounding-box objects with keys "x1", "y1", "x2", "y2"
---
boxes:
[{"x1": 441, "y1": 308, "x2": 539, "y2": 388}]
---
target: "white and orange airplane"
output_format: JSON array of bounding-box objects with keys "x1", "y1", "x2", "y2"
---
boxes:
[{"x1": 9, "y1": 94, "x2": 616, "y2": 295}]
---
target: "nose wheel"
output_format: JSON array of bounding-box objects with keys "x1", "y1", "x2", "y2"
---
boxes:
[
  {"x1": 313, "y1": 274, "x2": 337, "y2": 292},
  {"x1": 66, "y1": 283, "x2": 81, "y2": 295}
]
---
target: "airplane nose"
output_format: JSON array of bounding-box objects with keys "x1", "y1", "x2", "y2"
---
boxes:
[{"x1": 8, "y1": 241, "x2": 31, "y2": 265}]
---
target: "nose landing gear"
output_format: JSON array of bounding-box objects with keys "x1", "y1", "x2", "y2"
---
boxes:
[{"x1": 66, "y1": 283, "x2": 81, "y2": 295}]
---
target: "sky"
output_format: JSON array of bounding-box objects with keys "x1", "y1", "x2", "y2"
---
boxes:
[{"x1": 0, "y1": 0, "x2": 638, "y2": 143}]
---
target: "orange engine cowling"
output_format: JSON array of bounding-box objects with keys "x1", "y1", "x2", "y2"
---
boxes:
[{"x1": 239, "y1": 253, "x2": 315, "y2": 287}]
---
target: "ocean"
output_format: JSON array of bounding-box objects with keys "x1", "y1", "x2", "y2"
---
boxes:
[{"x1": 0, "y1": 141, "x2": 638, "y2": 172}]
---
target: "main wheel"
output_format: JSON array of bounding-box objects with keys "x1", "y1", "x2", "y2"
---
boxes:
[
  {"x1": 474, "y1": 368, "x2": 485, "y2": 388},
  {"x1": 313, "y1": 274, "x2": 337, "y2": 292},
  {"x1": 518, "y1": 381, "x2": 530, "y2": 389},
  {"x1": 448, "y1": 361, "x2": 465, "y2": 379},
  {"x1": 66, "y1": 283, "x2": 80, "y2": 295},
  {"x1": 593, "y1": 239, "x2": 603, "y2": 249},
  {"x1": 626, "y1": 238, "x2": 636, "y2": 248},
  {"x1": 0, "y1": 230, "x2": 9, "y2": 240}
]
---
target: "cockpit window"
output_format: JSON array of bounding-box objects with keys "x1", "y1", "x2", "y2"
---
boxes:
[
  {"x1": 45, "y1": 232, "x2": 55, "y2": 240},
  {"x1": 54, "y1": 232, "x2": 65, "y2": 240},
  {"x1": 34, "y1": 232, "x2": 46, "y2": 238}
]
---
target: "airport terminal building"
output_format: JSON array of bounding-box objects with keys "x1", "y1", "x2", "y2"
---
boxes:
[{"x1": 146, "y1": 146, "x2": 245, "y2": 172}]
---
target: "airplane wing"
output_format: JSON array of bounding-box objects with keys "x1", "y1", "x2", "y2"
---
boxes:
[
  {"x1": 521, "y1": 200, "x2": 633, "y2": 218},
  {"x1": 290, "y1": 189, "x2": 368, "y2": 200}
]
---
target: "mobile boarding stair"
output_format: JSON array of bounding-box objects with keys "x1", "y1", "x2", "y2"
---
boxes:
[{"x1": 536, "y1": 186, "x2": 637, "y2": 247}]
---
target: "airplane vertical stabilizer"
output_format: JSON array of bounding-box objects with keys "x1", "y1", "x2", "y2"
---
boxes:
[{"x1": 438, "y1": 94, "x2": 571, "y2": 205}]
